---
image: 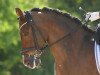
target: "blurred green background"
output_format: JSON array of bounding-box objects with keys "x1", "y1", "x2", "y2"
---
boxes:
[{"x1": 0, "y1": 0, "x2": 100, "y2": 75}]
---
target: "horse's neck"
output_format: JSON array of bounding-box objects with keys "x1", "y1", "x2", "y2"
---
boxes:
[
  {"x1": 49, "y1": 27, "x2": 87, "y2": 49},
  {"x1": 48, "y1": 22, "x2": 94, "y2": 59},
  {"x1": 32, "y1": 11, "x2": 96, "y2": 75},
  {"x1": 49, "y1": 26, "x2": 94, "y2": 75},
  {"x1": 31, "y1": 10, "x2": 97, "y2": 75}
]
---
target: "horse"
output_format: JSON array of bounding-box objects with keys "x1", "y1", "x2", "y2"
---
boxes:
[{"x1": 15, "y1": 7, "x2": 99, "y2": 75}]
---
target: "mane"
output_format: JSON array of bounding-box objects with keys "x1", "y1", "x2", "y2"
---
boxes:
[{"x1": 31, "y1": 7, "x2": 95, "y2": 34}]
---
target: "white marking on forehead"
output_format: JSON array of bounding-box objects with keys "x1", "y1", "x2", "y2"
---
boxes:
[{"x1": 38, "y1": 12, "x2": 42, "y2": 14}]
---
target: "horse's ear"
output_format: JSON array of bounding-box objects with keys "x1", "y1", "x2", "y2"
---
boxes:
[{"x1": 15, "y1": 8, "x2": 24, "y2": 17}]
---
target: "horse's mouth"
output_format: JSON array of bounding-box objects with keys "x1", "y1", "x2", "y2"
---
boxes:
[{"x1": 22, "y1": 54, "x2": 41, "y2": 69}]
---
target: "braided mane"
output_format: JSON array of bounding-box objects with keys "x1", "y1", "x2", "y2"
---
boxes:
[{"x1": 31, "y1": 7, "x2": 95, "y2": 34}]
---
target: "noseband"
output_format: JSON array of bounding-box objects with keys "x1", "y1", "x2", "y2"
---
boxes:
[{"x1": 19, "y1": 11, "x2": 47, "y2": 55}]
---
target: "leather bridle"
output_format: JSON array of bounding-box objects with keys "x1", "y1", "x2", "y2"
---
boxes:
[
  {"x1": 19, "y1": 10, "x2": 85, "y2": 55},
  {"x1": 19, "y1": 11, "x2": 47, "y2": 55}
]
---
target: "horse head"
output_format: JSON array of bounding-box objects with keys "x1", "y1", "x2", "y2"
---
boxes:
[{"x1": 15, "y1": 8, "x2": 48, "y2": 69}]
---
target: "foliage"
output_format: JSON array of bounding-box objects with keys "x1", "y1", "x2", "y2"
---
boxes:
[{"x1": 0, "y1": 0, "x2": 100, "y2": 75}]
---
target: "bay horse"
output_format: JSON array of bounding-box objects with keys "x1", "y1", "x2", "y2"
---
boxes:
[{"x1": 15, "y1": 7, "x2": 99, "y2": 75}]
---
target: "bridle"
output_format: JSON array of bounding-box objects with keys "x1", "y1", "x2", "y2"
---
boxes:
[
  {"x1": 19, "y1": 11, "x2": 47, "y2": 55},
  {"x1": 19, "y1": 10, "x2": 86, "y2": 55},
  {"x1": 19, "y1": 11, "x2": 48, "y2": 69}
]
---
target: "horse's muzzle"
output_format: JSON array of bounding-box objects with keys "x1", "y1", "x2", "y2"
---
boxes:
[{"x1": 22, "y1": 53, "x2": 41, "y2": 69}]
